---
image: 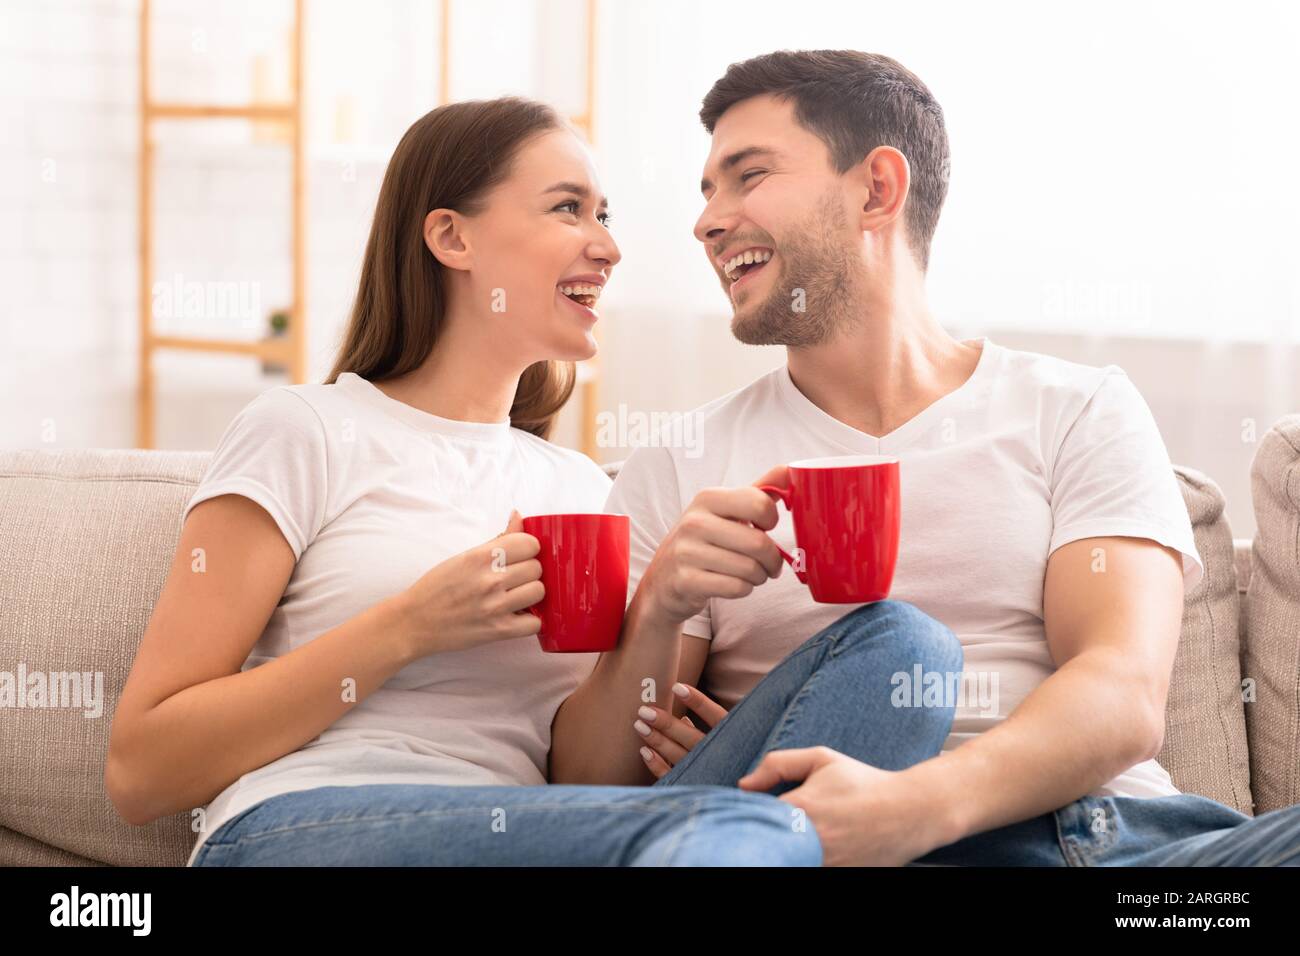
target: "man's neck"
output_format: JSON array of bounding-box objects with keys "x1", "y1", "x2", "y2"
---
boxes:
[{"x1": 784, "y1": 281, "x2": 981, "y2": 439}]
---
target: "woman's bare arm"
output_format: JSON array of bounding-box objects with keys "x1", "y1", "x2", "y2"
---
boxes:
[{"x1": 104, "y1": 493, "x2": 418, "y2": 827}]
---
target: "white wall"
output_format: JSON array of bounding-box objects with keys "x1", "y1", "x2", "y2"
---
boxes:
[{"x1": 3, "y1": 0, "x2": 1297, "y2": 540}]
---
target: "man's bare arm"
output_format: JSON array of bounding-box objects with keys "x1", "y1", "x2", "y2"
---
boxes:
[
  {"x1": 901, "y1": 535, "x2": 1185, "y2": 844},
  {"x1": 550, "y1": 477, "x2": 786, "y2": 786}
]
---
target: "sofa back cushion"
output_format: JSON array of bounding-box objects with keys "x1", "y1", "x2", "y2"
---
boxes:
[
  {"x1": 1158, "y1": 467, "x2": 1254, "y2": 813},
  {"x1": 1244, "y1": 414, "x2": 1300, "y2": 814},
  {"x1": 0, "y1": 449, "x2": 205, "y2": 866}
]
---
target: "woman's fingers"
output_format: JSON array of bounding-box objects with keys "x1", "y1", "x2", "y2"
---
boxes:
[
  {"x1": 499, "y1": 579, "x2": 544, "y2": 613},
  {"x1": 637, "y1": 704, "x2": 704, "y2": 749},
  {"x1": 671, "y1": 683, "x2": 728, "y2": 728},
  {"x1": 488, "y1": 530, "x2": 540, "y2": 565},
  {"x1": 496, "y1": 607, "x2": 542, "y2": 639},
  {"x1": 639, "y1": 745, "x2": 672, "y2": 779},
  {"x1": 636, "y1": 701, "x2": 717, "y2": 777},
  {"x1": 496, "y1": 557, "x2": 542, "y2": 590},
  {"x1": 633, "y1": 707, "x2": 695, "y2": 764}
]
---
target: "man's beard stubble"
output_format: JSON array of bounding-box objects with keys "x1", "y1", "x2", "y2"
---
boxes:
[{"x1": 730, "y1": 191, "x2": 863, "y2": 348}]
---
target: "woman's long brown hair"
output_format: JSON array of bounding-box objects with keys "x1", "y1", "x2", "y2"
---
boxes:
[{"x1": 324, "y1": 96, "x2": 577, "y2": 440}]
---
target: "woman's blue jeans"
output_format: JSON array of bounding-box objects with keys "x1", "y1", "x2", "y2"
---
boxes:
[{"x1": 192, "y1": 599, "x2": 962, "y2": 866}]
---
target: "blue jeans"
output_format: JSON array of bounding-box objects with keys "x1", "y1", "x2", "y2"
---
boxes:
[
  {"x1": 192, "y1": 600, "x2": 961, "y2": 866},
  {"x1": 907, "y1": 793, "x2": 1300, "y2": 866}
]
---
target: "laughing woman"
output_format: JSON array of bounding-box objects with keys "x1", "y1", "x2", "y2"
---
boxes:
[{"x1": 105, "y1": 96, "x2": 959, "y2": 866}]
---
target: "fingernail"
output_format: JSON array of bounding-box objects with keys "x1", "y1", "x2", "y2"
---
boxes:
[
  {"x1": 639, "y1": 747, "x2": 654, "y2": 762},
  {"x1": 633, "y1": 720, "x2": 651, "y2": 736},
  {"x1": 672, "y1": 683, "x2": 689, "y2": 699},
  {"x1": 637, "y1": 705, "x2": 657, "y2": 721}
]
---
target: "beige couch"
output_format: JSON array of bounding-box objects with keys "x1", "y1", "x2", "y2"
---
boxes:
[{"x1": 2, "y1": 417, "x2": 1298, "y2": 866}]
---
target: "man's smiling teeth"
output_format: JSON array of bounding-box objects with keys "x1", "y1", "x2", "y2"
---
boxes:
[{"x1": 723, "y1": 248, "x2": 773, "y2": 281}]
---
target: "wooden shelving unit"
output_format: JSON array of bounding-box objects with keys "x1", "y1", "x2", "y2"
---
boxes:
[
  {"x1": 138, "y1": 0, "x2": 599, "y2": 455},
  {"x1": 136, "y1": 0, "x2": 307, "y2": 448}
]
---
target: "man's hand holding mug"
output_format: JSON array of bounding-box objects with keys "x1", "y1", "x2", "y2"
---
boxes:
[{"x1": 640, "y1": 455, "x2": 902, "y2": 628}]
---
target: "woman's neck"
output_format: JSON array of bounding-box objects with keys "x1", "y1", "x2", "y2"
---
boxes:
[{"x1": 372, "y1": 317, "x2": 523, "y2": 425}]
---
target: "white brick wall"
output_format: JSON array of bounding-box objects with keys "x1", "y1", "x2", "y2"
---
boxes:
[
  {"x1": 0, "y1": 0, "x2": 592, "y2": 455},
  {"x1": 0, "y1": 2, "x2": 387, "y2": 448},
  {"x1": 3, "y1": 0, "x2": 1294, "y2": 539}
]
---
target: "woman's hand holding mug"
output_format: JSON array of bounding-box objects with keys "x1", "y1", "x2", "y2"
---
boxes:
[{"x1": 393, "y1": 509, "x2": 544, "y2": 659}]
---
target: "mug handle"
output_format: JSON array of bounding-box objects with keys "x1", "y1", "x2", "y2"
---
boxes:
[{"x1": 757, "y1": 484, "x2": 808, "y2": 584}]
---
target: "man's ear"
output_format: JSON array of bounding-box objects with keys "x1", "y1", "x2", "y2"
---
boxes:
[
  {"x1": 856, "y1": 145, "x2": 910, "y2": 235},
  {"x1": 423, "y1": 208, "x2": 473, "y2": 271}
]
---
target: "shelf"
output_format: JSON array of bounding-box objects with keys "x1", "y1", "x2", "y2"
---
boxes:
[
  {"x1": 150, "y1": 334, "x2": 293, "y2": 362},
  {"x1": 145, "y1": 103, "x2": 297, "y2": 121},
  {"x1": 137, "y1": 0, "x2": 307, "y2": 449}
]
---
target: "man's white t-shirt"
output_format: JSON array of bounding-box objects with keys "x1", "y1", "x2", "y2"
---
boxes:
[
  {"x1": 605, "y1": 336, "x2": 1203, "y2": 801},
  {"x1": 180, "y1": 372, "x2": 609, "y2": 865}
]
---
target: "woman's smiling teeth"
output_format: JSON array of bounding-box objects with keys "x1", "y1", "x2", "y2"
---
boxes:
[
  {"x1": 722, "y1": 248, "x2": 774, "y2": 282},
  {"x1": 559, "y1": 283, "x2": 602, "y2": 308}
]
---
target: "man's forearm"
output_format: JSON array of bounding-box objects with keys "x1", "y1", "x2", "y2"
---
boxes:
[
  {"x1": 900, "y1": 649, "x2": 1163, "y2": 849},
  {"x1": 549, "y1": 590, "x2": 682, "y2": 785}
]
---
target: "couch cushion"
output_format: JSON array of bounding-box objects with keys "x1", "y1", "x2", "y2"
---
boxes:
[
  {"x1": 0, "y1": 825, "x2": 103, "y2": 866},
  {"x1": 1153, "y1": 467, "x2": 1254, "y2": 814},
  {"x1": 0, "y1": 448, "x2": 1272, "y2": 865},
  {"x1": 1244, "y1": 415, "x2": 1300, "y2": 814},
  {"x1": 0, "y1": 448, "x2": 208, "y2": 866}
]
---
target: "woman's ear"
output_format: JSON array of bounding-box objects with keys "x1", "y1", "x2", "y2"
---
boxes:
[{"x1": 423, "y1": 208, "x2": 473, "y2": 271}]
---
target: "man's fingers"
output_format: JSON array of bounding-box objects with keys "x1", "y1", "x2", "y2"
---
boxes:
[
  {"x1": 694, "y1": 485, "x2": 781, "y2": 530},
  {"x1": 678, "y1": 540, "x2": 769, "y2": 587},
  {"x1": 737, "y1": 746, "x2": 831, "y2": 791},
  {"x1": 672, "y1": 683, "x2": 728, "y2": 728},
  {"x1": 751, "y1": 463, "x2": 790, "y2": 492},
  {"x1": 691, "y1": 511, "x2": 785, "y2": 578}
]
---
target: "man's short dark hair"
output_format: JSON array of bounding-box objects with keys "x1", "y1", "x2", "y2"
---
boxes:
[{"x1": 700, "y1": 49, "x2": 950, "y2": 272}]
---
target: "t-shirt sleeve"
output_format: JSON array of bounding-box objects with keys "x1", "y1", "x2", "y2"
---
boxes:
[
  {"x1": 604, "y1": 444, "x2": 712, "y2": 640},
  {"x1": 182, "y1": 387, "x2": 329, "y2": 562},
  {"x1": 1048, "y1": 369, "x2": 1204, "y2": 592}
]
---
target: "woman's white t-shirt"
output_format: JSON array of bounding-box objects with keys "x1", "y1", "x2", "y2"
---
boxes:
[
  {"x1": 180, "y1": 372, "x2": 610, "y2": 865},
  {"x1": 605, "y1": 336, "x2": 1204, "y2": 802}
]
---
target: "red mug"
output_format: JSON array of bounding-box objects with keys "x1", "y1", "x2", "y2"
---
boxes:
[
  {"x1": 759, "y1": 455, "x2": 901, "y2": 604},
  {"x1": 521, "y1": 513, "x2": 630, "y2": 653}
]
